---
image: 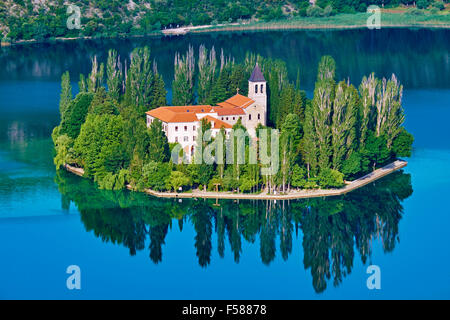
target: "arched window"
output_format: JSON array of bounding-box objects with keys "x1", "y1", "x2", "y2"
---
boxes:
[
  {"x1": 255, "y1": 84, "x2": 258, "y2": 94},
  {"x1": 249, "y1": 114, "x2": 252, "y2": 120},
  {"x1": 258, "y1": 113, "x2": 260, "y2": 120},
  {"x1": 260, "y1": 84, "x2": 264, "y2": 93}
]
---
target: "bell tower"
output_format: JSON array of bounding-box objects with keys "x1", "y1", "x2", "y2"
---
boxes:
[{"x1": 248, "y1": 63, "x2": 267, "y2": 126}]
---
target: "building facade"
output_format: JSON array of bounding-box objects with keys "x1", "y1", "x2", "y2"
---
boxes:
[{"x1": 146, "y1": 64, "x2": 267, "y2": 160}]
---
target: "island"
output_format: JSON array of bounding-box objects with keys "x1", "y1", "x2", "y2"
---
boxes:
[{"x1": 52, "y1": 46, "x2": 414, "y2": 199}]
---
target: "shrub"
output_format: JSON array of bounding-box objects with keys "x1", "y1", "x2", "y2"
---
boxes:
[
  {"x1": 323, "y1": 5, "x2": 334, "y2": 17},
  {"x1": 318, "y1": 168, "x2": 345, "y2": 188},
  {"x1": 432, "y1": 1, "x2": 445, "y2": 10},
  {"x1": 307, "y1": 5, "x2": 324, "y2": 17},
  {"x1": 405, "y1": 7, "x2": 425, "y2": 15},
  {"x1": 416, "y1": 0, "x2": 430, "y2": 9}
]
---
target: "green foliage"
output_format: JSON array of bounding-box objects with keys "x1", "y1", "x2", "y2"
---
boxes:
[
  {"x1": 148, "y1": 119, "x2": 170, "y2": 162},
  {"x1": 60, "y1": 92, "x2": 94, "y2": 139},
  {"x1": 291, "y1": 164, "x2": 307, "y2": 188},
  {"x1": 392, "y1": 128, "x2": 414, "y2": 158},
  {"x1": 172, "y1": 46, "x2": 195, "y2": 106},
  {"x1": 51, "y1": 48, "x2": 414, "y2": 196},
  {"x1": 168, "y1": 171, "x2": 191, "y2": 192},
  {"x1": 74, "y1": 114, "x2": 128, "y2": 179},
  {"x1": 53, "y1": 133, "x2": 75, "y2": 169},
  {"x1": 317, "y1": 168, "x2": 345, "y2": 188},
  {"x1": 59, "y1": 71, "x2": 72, "y2": 121},
  {"x1": 432, "y1": 1, "x2": 445, "y2": 10},
  {"x1": 417, "y1": 0, "x2": 430, "y2": 9},
  {"x1": 97, "y1": 169, "x2": 129, "y2": 190},
  {"x1": 142, "y1": 161, "x2": 171, "y2": 191}
]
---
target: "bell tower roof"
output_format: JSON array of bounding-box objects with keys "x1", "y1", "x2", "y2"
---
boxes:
[{"x1": 249, "y1": 63, "x2": 265, "y2": 82}]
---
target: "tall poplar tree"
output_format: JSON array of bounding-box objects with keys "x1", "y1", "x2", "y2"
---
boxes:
[
  {"x1": 106, "y1": 49, "x2": 123, "y2": 101},
  {"x1": 172, "y1": 46, "x2": 195, "y2": 106},
  {"x1": 59, "y1": 71, "x2": 72, "y2": 121}
]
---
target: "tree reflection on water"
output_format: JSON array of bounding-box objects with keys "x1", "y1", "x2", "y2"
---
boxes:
[{"x1": 55, "y1": 169, "x2": 412, "y2": 293}]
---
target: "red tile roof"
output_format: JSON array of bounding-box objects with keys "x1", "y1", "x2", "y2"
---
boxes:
[
  {"x1": 224, "y1": 94, "x2": 254, "y2": 108},
  {"x1": 146, "y1": 105, "x2": 213, "y2": 123},
  {"x1": 213, "y1": 106, "x2": 245, "y2": 116},
  {"x1": 203, "y1": 115, "x2": 232, "y2": 129},
  {"x1": 145, "y1": 94, "x2": 253, "y2": 124}
]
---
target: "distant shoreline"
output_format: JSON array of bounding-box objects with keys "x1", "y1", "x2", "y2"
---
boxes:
[
  {"x1": 63, "y1": 160, "x2": 407, "y2": 200},
  {"x1": 3, "y1": 11, "x2": 449, "y2": 47}
]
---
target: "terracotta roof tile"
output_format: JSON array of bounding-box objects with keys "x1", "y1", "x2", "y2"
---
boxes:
[
  {"x1": 203, "y1": 115, "x2": 232, "y2": 129},
  {"x1": 213, "y1": 106, "x2": 246, "y2": 116},
  {"x1": 146, "y1": 105, "x2": 213, "y2": 123},
  {"x1": 224, "y1": 94, "x2": 254, "y2": 109}
]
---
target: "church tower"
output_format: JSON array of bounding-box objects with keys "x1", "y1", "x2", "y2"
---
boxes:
[{"x1": 248, "y1": 63, "x2": 267, "y2": 126}]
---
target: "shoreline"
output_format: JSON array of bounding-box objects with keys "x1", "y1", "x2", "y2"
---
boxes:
[
  {"x1": 63, "y1": 160, "x2": 407, "y2": 200},
  {"x1": 3, "y1": 12, "x2": 449, "y2": 47}
]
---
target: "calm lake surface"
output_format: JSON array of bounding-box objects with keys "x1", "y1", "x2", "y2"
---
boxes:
[{"x1": 0, "y1": 29, "x2": 449, "y2": 299}]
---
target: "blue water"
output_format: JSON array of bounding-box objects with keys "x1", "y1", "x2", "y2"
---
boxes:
[{"x1": 0, "y1": 29, "x2": 449, "y2": 299}]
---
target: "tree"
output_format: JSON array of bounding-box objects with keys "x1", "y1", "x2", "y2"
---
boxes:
[
  {"x1": 331, "y1": 81, "x2": 357, "y2": 171},
  {"x1": 142, "y1": 161, "x2": 171, "y2": 191},
  {"x1": 148, "y1": 119, "x2": 170, "y2": 162},
  {"x1": 358, "y1": 73, "x2": 378, "y2": 149},
  {"x1": 74, "y1": 114, "x2": 128, "y2": 179},
  {"x1": 168, "y1": 171, "x2": 191, "y2": 192},
  {"x1": 280, "y1": 113, "x2": 303, "y2": 190},
  {"x1": 197, "y1": 45, "x2": 217, "y2": 104},
  {"x1": 317, "y1": 55, "x2": 336, "y2": 82},
  {"x1": 363, "y1": 132, "x2": 391, "y2": 170},
  {"x1": 59, "y1": 71, "x2": 72, "y2": 121},
  {"x1": 106, "y1": 49, "x2": 123, "y2": 101},
  {"x1": 302, "y1": 101, "x2": 319, "y2": 178},
  {"x1": 291, "y1": 164, "x2": 307, "y2": 188},
  {"x1": 127, "y1": 47, "x2": 155, "y2": 112},
  {"x1": 392, "y1": 128, "x2": 414, "y2": 157},
  {"x1": 312, "y1": 78, "x2": 334, "y2": 170},
  {"x1": 172, "y1": 46, "x2": 195, "y2": 106},
  {"x1": 318, "y1": 168, "x2": 345, "y2": 188},
  {"x1": 60, "y1": 92, "x2": 93, "y2": 139},
  {"x1": 375, "y1": 74, "x2": 405, "y2": 150},
  {"x1": 87, "y1": 56, "x2": 104, "y2": 93}
]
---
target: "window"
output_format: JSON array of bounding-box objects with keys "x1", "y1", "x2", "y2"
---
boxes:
[
  {"x1": 175, "y1": 137, "x2": 178, "y2": 142},
  {"x1": 249, "y1": 114, "x2": 252, "y2": 120},
  {"x1": 258, "y1": 113, "x2": 261, "y2": 120},
  {"x1": 184, "y1": 136, "x2": 188, "y2": 142},
  {"x1": 255, "y1": 84, "x2": 258, "y2": 94},
  {"x1": 260, "y1": 84, "x2": 264, "y2": 93},
  {"x1": 175, "y1": 126, "x2": 178, "y2": 132},
  {"x1": 184, "y1": 126, "x2": 187, "y2": 131},
  {"x1": 233, "y1": 117, "x2": 235, "y2": 120},
  {"x1": 193, "y1": 126, "x2": 196, "y2": 131},
  {"x1": 226, "y1": 117, "x2": 229, "y2": 121}
]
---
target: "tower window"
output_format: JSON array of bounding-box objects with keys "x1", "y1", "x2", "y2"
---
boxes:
[
  {"x1": 255, "y1": 84, "x2": 258, "y2": 94},
  {"x1": 249, "y1": 114, "x2": 252, "y2": 120},
  {"x1": 175, "y1": 126, "x2": 178, "y2": 132},
  {"x1": 258, "y1": 113, "x2": 261, "y2": 120},
  {"x1": 261, "y1": 84, "x2": 264, "y2": 93}
]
